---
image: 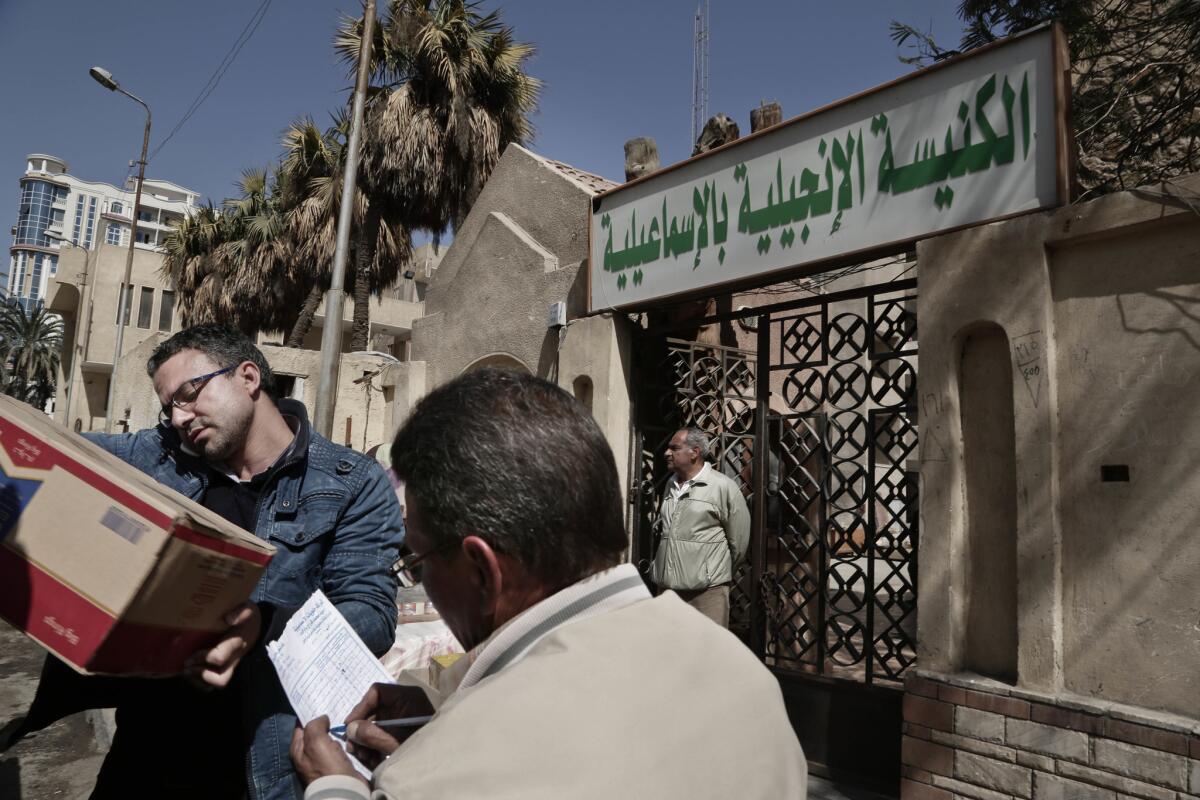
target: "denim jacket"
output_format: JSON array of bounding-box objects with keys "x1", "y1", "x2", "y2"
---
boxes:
[{"x1": 84, "y1": 399, "x2": 403, "y2": 800}]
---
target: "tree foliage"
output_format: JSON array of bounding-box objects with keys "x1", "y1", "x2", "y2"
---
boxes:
[
  {"x1": 893, "y1": 0, "x2": 1200, "y2": 199},
  {"x1": 164, "y1": 0, "x2": 540, "y2": 351},
  {"x1": 336, "y1": 0, "x2": 542, "y2": 236},
  {"x1": 0, "y1": 300, "x2": 63, "y2": 409}
]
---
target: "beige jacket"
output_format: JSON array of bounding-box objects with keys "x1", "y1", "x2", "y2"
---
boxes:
[
  {"x1": 306, "y1": 569, "x2": 806, "y2": 799},
  {"x1": 652, "y1": 462, "x2": 752, "y2": 590}
]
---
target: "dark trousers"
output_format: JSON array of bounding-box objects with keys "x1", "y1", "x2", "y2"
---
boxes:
[{"x1": 89, "y1": 681, "x2": 246, "y2": 800}]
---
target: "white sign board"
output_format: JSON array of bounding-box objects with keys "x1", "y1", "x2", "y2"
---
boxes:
[{"x1": 589, "y1": 26, "x2": 1066, "y2": 311}]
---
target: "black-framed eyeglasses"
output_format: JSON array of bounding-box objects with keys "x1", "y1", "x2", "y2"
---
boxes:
[
  {"x1": 394, "y1": 539, "x2": 458, "y2": 583},
  {"x1": 159, "y1": 365, "x2": 236, "y2": 425}
]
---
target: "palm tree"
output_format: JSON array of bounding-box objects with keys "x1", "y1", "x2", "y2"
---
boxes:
[
  {"x1": 0, "y1": 299, "x2": 64, "y2": 409},
  {"x1": 163, "y1": 1, "x2": 540, "y2": 350},
  {"x1": 280, "y1": 113, "x2": 412, "y2": 349},
  {"x1": 162, "y1": 201, "x2": 234, "y2": 328},
  {"x1": 333, "y1": 0, "x2": 541, "y2": 349},
  {"x1": 212, "y1": 166, "x2": 309, "y2": 336},
  {"x1": 162, "y1": 167, "x2": 307, "y2": 338}
]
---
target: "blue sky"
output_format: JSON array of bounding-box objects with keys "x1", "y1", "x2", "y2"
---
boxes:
[{"x1": 0, "y1": 0, "x2": 966, "y2": 288}]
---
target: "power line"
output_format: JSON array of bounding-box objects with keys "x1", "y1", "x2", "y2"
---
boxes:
[{"x1": 148, "y1": 0, "x2": 274, "y2": 164}]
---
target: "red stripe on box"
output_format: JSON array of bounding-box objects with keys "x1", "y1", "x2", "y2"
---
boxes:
[
  {"x1": 0, "y1": 414, "x2": 174, "y2": 529},
  {"x1": 171, "y1": 522, "x2": 273, "y2": 566},
  {"x1": 0, "y1": 416, "x2": 58, "y2": 470},
  {"x1": 88, "y1": 620, "x2": 220, "y2": 675},
  {"x1": 1, "y1": 415, "x2": 270, "y2": 567},
  {"x1": 0, "y1": 546, "x2": 112, "y2": 669}
]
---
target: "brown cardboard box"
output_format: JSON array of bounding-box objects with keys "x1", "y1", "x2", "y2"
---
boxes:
[{"x1": 0, "y1": 395, "x2": 275, "y2": 675}]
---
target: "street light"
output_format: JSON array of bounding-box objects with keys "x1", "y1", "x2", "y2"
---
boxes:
[{"x1": 90, "y1": 65, "x2": 151, "y2": 433}]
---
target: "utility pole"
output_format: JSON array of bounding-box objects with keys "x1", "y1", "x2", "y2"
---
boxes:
[
  {"x1": 89, "y1": 66, "x2": 150, "y2": 433},
  {"x1": 691, "y1": 0, "x2": 710, "y2": 148},
  {"x1": 313, "y1": 0, "x2": 376, "y2": 439}
]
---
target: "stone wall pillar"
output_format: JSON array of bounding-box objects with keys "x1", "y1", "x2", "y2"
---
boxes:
[
  {"x1": 750, "y1": 100, "x2": 782, "y2": 132},
  {"x1": 906, "y1": 173, "x2": 1200, "y2": 800}
]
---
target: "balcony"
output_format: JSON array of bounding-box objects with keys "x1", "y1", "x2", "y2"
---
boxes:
[
  {"x1": 44, "y1": 275, "x2": 81, "y2": 314},
  {"x1": 312, "y1": 294, "x2": 424, "y2": 340}
]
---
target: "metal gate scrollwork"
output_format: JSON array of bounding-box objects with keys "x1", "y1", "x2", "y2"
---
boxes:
[
  {"x1": 634, "y1": 281, "x2": 919, "y2": 687},
  {"x1": 761, "y1": 287, "x2": 918, "y2": 684},
  {"x1": 634, "y1": 338, "x2": 758, "y2": 638}
]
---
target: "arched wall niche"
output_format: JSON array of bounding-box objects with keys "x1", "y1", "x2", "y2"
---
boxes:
[
  {"x1": 461, "y1": 353, "x2": 532, "y2": 375},
  {"x1": 957, "y1": 321, "x2": 1019, "y2": 684}
]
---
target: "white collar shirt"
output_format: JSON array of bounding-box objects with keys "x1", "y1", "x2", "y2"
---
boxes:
[
  {"x1": 458, "y1": 562, "x2": 649, "y2": 691},
  {"x1": 663, "y1": 462, "x2": 711, "y2": 529}
]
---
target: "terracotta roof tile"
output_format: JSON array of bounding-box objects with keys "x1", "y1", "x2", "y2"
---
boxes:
[{"x1": 539, "y1": 156, "x2": 618, "y2": 195}]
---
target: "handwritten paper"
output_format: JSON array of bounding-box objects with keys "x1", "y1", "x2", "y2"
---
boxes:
[{"x1": 267, "y1": 590, "x2": 393, "y2": 778}]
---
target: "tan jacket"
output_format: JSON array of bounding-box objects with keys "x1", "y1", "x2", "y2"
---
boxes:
[
  {"x1": 652, "y1": 463, "x2": 752, "y2": 590},
  {"x1": 308, "y1": 591, "x2": 806, "y2": 799}
]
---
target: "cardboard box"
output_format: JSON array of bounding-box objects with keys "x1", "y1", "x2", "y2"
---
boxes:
[{"x1": 0, "y1": 395, "x2": 275, "y2": 675}]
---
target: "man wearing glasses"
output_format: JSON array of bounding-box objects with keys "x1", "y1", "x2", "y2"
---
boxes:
[
  {"x1": 19, "y1": 324, "x2": 403, "y2": 800},
  {"x1": 290, "y1": 369, "x2": 806, "y2": 799}
]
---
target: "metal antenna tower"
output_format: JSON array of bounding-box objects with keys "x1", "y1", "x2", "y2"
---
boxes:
[{"x1": 691, "y1": 0, "x2": 709, "y2": 146}]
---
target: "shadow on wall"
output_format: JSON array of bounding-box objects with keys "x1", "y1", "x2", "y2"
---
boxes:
[
  {"x1": 573, "y1": 375, "x2": 593, "y2": 412},
  {"x1": 1048, "y1": 221, "x2": 1200, "y2": 717}
]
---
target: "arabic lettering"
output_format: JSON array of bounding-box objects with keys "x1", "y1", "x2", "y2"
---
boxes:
[
  {"x1": 877, "y1": 72, "x2": 1024, "y2": 207},
  {"x1": 601, "y1": 69, "x2": 1034, "y2": 292}
]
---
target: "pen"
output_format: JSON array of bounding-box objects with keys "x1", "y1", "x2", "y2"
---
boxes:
[{"x1": 329, "y1": 715, "x2": 434, "y2": 738}]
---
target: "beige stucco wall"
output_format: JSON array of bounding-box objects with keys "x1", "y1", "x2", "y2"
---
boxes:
[
  {"x1": 48, "y1": 243, "x2": 182, "y2": 431},
  {"x1": 378, "y1": 361, "x2": 427, "y2": 448},
  {"x1": 917, "y1": 172, "x2": 1200, "y2": 719},
  {"x1": 558, "y1": 313, "x2": 636, "y2": 527},
  {"x1": 106, "y1": 336, "x2": 398, "y2": 454},
  {"x1": 411, "y1": 144, "x2": 593, "y2": 385},
  {"x1": 398, "y1": 144, "x2": 633, "y2": 497},
  {"x1": 109, "y1": 333, "x2": 172, "y2": 431}
]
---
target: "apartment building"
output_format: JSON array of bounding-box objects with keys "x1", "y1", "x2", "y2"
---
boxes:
[
  {"x1": 7, "y1": 153, "x2": 198, "y2": 311},
  {"x1": 4, "y1": 154, "x2": 199, "y2": 429}
]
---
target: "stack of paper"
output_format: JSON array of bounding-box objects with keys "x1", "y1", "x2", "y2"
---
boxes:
[{"x1": 267, "y1": 590, "x2": 393, "y2": 777}]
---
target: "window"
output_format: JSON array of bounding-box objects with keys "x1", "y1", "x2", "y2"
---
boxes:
[
  {"x1": 48, "y1": 254, "x2": 57, "y2": 277},
  {"x1": 83, "y1": 196, "x2": 97, "y2": 248},
  {"x1": 158, "y1": 290, "x2": 175, "y2": 332},
  {"x1": 73, "y1": 195, "x2": 86, "y2": 244},
  {"x1": 137, "y1": 287, "x2": 154, "y2": 329},
  {"x1": 28, "y1": 254, "x2": 45, "y2": 301},
  {"x1": 110, "y1": 201, "x2": 123, "y2": 215},
  {"x1": 106, "y1": 223, "x2": 122, "y2": 245},
  {"x1": 137, "y1": 231, "x2": 152, "y2": 245},
  {"x1": 138, "y1": 209, "x2": 155, "y2": 223},
  {"x1": 14, "y1": 180, "x2": 67, "y2": 247},
  {"x1": 116, "y1": 284, "x2": 132, "y2": 326}
]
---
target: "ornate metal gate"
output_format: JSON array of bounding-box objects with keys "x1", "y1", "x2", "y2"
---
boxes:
[
  {"x1": 632, "y1": 336, "x2": 759, "y2": 637},
  {"x1": 631, "y1": 278, "x2": 918, "y2": 786}
]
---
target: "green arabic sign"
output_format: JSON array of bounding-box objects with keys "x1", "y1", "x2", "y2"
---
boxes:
[{"x1": 590, "y1": 26, "x2": 1064, "y2": 311}]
